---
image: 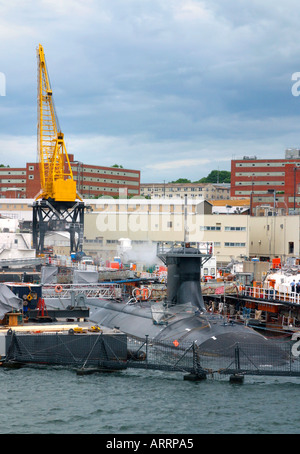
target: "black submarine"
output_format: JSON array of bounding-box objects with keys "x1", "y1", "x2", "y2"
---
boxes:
[{"x1": 87, "y1": 241, "x2": 278, "y2": 356}]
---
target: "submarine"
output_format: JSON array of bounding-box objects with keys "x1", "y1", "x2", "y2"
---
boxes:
[{"x1": 87, "y1": 241, "x2": 279, "y2": 358}]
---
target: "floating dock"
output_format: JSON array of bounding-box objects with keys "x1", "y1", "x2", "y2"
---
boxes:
[{"x1": 0, "y1": 310, "x2": 127, "y2": 371}]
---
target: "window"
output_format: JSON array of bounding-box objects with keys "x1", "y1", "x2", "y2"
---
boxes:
[
  {"x1": 225, "y1": 226, "x2": 246, "y2": 231},
  {"x1": 224, "y1": 242, "x2": 246, "y2": 247},
  {"x1": 200, "y1": 226, "x2": 221, "y2": 231},
  {"x1": 289, "y1": 242, "x2": 294, "y2": 254}
]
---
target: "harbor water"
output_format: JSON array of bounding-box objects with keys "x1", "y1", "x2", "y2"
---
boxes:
[{"x1": 1, "y1": 365, "x2": 300, "y2": 435}]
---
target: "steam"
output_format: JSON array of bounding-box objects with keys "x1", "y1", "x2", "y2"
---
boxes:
[{"x1": 117, "y1": 239, "x2": 161, "y2": 265}]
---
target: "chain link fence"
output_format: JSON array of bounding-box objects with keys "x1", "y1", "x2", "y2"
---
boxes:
[{"x1": 4, "y1": 331, "x2": 300, "y2": 379}]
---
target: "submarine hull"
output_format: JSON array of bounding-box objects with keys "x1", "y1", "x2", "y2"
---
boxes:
[{"x1": 86, "y1": 298, "x2": 277, "y2": 357}]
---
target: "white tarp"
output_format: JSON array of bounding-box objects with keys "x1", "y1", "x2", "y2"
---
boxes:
[
  {"x1": 41, "y1": 266, "x2": 58, "y2": 284},
  {"x1": 73, "y1": 270, "x2": 99, "y2": 284},
  {"x1": 0, "y1": 284, "x2": 22, "y2": 318}
]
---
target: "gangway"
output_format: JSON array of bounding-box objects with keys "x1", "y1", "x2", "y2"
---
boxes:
[{"x1": 42, "y1": 283, "x2": 123, "y2": 299}]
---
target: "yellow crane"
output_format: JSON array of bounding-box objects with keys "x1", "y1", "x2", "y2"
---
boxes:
[
  {"x1": 36, "y1": 43, "x2": 78, "y2": 202},
  {"x1": 32, "y1": 45, "x2": 85, "y2": 254}
]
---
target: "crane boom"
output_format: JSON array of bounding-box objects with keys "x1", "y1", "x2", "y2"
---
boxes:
[{"x1": 36, "y1": 44, "x2": 77, "y2": 202}]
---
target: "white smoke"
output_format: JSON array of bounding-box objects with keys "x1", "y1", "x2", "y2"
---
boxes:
[{"x1": 118, "y1": 238, "x2": 161, "y2": 265}]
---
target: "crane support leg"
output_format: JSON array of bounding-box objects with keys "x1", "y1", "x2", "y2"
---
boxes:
[{"x1": 32, "y1": 199, "x2": 85, "y2": 255}]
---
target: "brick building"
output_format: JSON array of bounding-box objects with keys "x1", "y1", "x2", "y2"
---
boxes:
[
  {"x1": 0, "y1": 154, "x2": 140, "y2": 199},
  {"x1": 231, "y1": 150, "x2": 300, "y2": 215}
]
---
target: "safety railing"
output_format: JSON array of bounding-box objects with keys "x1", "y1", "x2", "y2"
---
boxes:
[{"x1": 241, "y1": 286, "x2": 300, "y2": 304}]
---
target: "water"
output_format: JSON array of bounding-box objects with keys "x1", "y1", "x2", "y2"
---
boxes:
[{"x1": 1, "y1": 365, "x2": 300, "y2": 435}]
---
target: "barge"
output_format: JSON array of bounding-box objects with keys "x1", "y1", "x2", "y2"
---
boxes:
[{"x1": 0, "y1": 284, "x2": 127, "y2": 370}]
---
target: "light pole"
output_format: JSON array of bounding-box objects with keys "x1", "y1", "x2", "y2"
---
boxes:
[{"x1": 294, "y1": 166, "x2": 297, "y2": 214}]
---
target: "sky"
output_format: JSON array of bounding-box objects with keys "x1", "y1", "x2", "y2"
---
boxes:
[{"x1": 1, "y1": 0, "x2": 300, "y2": 183}]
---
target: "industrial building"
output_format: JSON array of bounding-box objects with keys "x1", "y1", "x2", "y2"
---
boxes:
[
  {"x1": 0, "y1": 197, "x2": 248, "y2": 265},
  {"x1": 0, "y1": 197, "x2": 292, "y2": 266}
]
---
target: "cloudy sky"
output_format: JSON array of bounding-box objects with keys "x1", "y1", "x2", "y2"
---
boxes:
[{"x1": 1, "y1": 0, "x2": 300, "y2": 183}]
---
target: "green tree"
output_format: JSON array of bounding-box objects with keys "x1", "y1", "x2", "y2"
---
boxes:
[
  {"x1": 169, "y1": 178, "x2": 191, "y2": 183},
  {"x1": 194, "y1": 170, "x2": 231, "y2": 184}
]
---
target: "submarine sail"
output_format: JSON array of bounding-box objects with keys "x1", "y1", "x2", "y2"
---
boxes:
[{"x1": 156, "y1": 242, "x2": 210, "y2": 311}]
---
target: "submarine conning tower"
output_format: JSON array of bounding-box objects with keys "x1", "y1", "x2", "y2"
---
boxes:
[{"x1": 157, "y1": 242, "x2": 211, "y2": 312}]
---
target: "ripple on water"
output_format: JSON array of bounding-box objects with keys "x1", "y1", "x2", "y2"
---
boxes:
[{"x1": 1, "y1": 367, "x2": 300, "y2": 434}]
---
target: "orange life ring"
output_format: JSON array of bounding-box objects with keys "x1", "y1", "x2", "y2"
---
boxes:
[
  {"x1": 55, "y1": 285, "x2": 63, "y2": 293},
  {"x1": 133, "y1": 288, "x2": 141, "y2": 297},
  {"x1": 132, "y1": 287, "x2": 151, "y2": 300}
]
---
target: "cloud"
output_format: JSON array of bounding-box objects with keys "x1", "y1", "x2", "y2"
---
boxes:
[
  {"x1": 146, "y1": 158, "x2": 211, "y2": 171},
  {"x1": 0, "y1": 0, "x2": 300, "y2": 183}
]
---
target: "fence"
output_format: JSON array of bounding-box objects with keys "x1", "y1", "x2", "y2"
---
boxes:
[
  {"x1": 4, "y1": 331, "x2": 300, "y2": 380},
  {"x1": 242, "y1": 285, "x2": 300, "y2": 304},
  {"x1": 4, "y1": 331, "x2": 128, "y2": 370},
  {"x1": 126, "y1": 336, "x2": 300, "y2": 379}
]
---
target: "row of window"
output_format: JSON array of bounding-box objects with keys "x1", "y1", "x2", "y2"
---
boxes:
[
  {"x1": 200, "y1": 226, "x2": 246, "y2": 231},
  {"x1": 235, "y1": 161, "x2": 300, "y2": 168},
  {"x1": 236, "y1": 172, "x2": 285, "y2": 177},
  {"x1": 103, "y1": 240, "x2": 245, "y2": 248},
  {"x1": 236, "y1": 181, "x2": 284, "y2": 186},
  {"x1": 149, "y1": 194, "x2": 227, "y2": 199},
  {"x1": 79, "y1": 177, "x2": 139, "y2": 186},
  {"x1": 73, "y1": 167, "x2": 139, "y2": 178},
  {"x1": 0, "y1": 171, "x2": 26, "y2": 175},
  {"x1": 143, "y1": 187, "x2": 229, "y2": 193},
  {"x1": 0, "y1": 180, "x2": 26, "y2": 184},
  {"x1": 235, "y1": 162, "x2": 286, "y2": 168}
]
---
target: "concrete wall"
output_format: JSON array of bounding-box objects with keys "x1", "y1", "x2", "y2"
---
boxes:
[{"x1": 248, "y1": 215, "x2": 300, "y2": 261}]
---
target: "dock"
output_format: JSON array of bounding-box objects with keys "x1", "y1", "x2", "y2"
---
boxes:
[{"x1": 0, "y1": 305, "x2": 128, "y2": 371}]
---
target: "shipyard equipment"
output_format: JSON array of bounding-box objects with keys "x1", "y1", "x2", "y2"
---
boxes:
[{"x1": 32, "y1": 44, "x2": 85, "y2": 254}]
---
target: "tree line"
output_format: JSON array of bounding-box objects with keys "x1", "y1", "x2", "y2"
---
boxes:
[{"x1": 170, "y1": 170, "x2": 231, "y2": 184}]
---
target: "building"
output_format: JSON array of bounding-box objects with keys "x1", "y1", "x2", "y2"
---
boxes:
[
  {"x1": 208, "y1": 199, "x2": 250, "y2": 214},
  {"x1": 231, "y1": 150, "x2": 300, "y2": 215},
  {"x1": 0, "y1": 197, "x2": 246, "y2": 265},
  {"x1": 0, "y1": 155, "x2": 140, "y2": 199},
  {"x1": 2, "y1": 197, "x2": 300, "y2": 266},
  {"x1": 248, "y1": 215, "x2": 300, "y2": 262},
  {"x1": 140, "y1": 182, "x2": 230, "y2": 200}
]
